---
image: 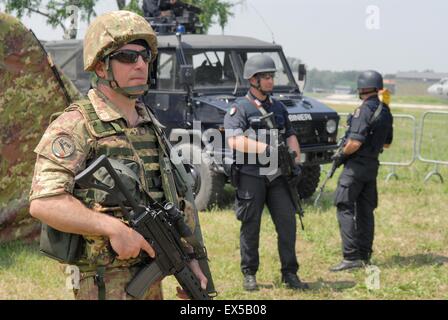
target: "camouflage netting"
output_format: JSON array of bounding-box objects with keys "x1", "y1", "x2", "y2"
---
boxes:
[{"x1": 0, "y1": 13, "x2": 81, "y2": 243}]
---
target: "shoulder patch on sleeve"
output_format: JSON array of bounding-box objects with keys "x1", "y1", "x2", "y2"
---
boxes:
[
  {"x1": 51, "y1": 135, "x2": 76, "y2": 158},
  {"x1": 353, "y1": 107, "x2": 361, "y2": 118},
  {"x1": 229, "y1": 106, "x2": 237, "y2": 116}
]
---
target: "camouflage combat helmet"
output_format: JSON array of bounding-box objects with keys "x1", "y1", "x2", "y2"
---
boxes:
[
  {"x1": 243, "y1": 54, "x2": 277, "y2": 80},
  {"x1": 84, "y1": 10, "x2": 158, "y2": 98}
]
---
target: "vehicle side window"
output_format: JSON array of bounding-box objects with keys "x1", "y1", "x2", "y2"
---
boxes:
[{"x1": 157, "y1": 52, "x2": 176, "y2": 90}]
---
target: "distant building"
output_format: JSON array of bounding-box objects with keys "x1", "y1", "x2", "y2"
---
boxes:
[
  {"x1": 383, "y1": 78, "x2": 396, "y2": 94},
  {"x1": 311, "y1": 87, "x2": 327, "y2": 94},
  {"x1": 395, "y1": 72, "x2": 448, "y2": 96},
  {"x1": 333, "y1": 85, "x2": 352, "y2": 94}
]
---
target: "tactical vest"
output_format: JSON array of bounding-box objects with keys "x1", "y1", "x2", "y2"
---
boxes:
[
  {"x1": 237, "y1": 96, "x2": 288, "y2": 133},
  {"x1": 67, "y1": 99, "x2": 174, "y2": 270},
  {"x1": 353, "y1": 100, "x2": 387, "y2": 159},
  {"x1": 233, "y1": 96, "x2": 287, "y2": 169}
]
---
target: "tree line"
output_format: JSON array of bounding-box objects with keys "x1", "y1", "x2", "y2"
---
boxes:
[{"x1": 0, "y1": 0, "x2": 238, "y2": 38}]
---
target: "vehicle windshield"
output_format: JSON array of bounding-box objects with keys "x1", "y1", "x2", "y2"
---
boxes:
[
  {"x1": 191, "y1": 50, "x2": 236, "y2": 88},
  {"x1": 155, "y1": 49, "x2": 295, "y2": 90}
]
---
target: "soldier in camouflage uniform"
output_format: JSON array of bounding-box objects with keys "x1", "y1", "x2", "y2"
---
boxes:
[{"x1": 29, "y1": 10, "x2": 207, "y2": 300}]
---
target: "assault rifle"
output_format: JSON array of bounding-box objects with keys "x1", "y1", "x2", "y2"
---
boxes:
[
  {"x1": 278, "y1": 143, "x2": 305, "y2": 230},
  {"x1": 313, "y1": 150, "x2": 340, "y2": 207},
  {"x1": 75, "y1": 155, "x2": 212, "y2": 300}
]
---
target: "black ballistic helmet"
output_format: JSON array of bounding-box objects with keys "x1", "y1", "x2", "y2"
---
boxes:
[
  {"x1": 243, "y1": 54, "x2": 277, "y2": 79},
  {"x1": 357, "y1": 70, "x2": 384, "y2": 91}
]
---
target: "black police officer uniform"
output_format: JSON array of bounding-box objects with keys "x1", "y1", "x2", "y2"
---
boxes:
[
  {"x1": 224, "y1": 91, "x2": 300, "y2": 278},
  {"x1": 334, "y1": 95, "x2": 393, "y2": 264},
  {"x1": 142, "y1": 0, "x2": 160, "y2": 17}
]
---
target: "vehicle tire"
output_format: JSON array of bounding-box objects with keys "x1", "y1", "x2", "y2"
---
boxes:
[
  {"x1": 176, "y1": 143, "x2": 226, "y2": 211},
  {"x1": 298, "y1": 164, "x2": 321, "y2": 199}
]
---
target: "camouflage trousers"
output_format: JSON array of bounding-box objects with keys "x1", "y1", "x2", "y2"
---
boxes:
[{"x1": 73, "y1": 266, "x2": 163, "y2": 300}]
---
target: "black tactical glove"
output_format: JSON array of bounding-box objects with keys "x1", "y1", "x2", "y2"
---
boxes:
[
  {"x1": 331, "y1": 150, "x2": 348, "y2": 168},
  {"x1": 292, "y1": 163, "x2": 304, "y2": 183},
  {"x1": 292, "y1": 161, "x2": 302, "y2": 174}
]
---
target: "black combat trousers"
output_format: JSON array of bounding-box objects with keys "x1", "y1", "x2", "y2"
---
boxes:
[
  {"x1": 334, "y1": 158, "x2": 379, "y2": 261},
  {"x1": 236, "y1": 173, "x2": 299, "y2": 276}
]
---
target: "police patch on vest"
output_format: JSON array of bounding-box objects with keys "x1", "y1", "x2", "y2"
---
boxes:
[
  {"x1": 52, "y1": 135, "x2": 75, "y2": 158},
  {"x1": 353, "y1": 107, "x2": 361, "y2": 118},
  {"x1": 229, "y1": 106, "x2": 237, "y2": 116}
]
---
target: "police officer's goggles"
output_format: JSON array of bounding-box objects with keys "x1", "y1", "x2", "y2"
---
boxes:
[{"x1": 109, "y1": 49, "x2": 151, "y2": 64}]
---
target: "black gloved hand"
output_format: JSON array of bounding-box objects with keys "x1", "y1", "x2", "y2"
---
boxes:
[
  {"x1": 293, "y1": 162, "x2": 303, "y2": 175},
  {"x1": 331, "y1": 150, "x2": 347, "y2": 168},
  {"x1": 292, "y1": 163, "x2": 304, "y2": 184}
]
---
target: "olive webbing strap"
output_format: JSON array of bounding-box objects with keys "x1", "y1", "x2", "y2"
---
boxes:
[{"x1": 94, "y1": 266, "x2": 106, "y2": 300}]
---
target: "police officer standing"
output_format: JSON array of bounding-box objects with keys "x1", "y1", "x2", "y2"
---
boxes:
[
  {"x1": 224, "y1": 55, "x2": 308, "y2": 291},
  {"x1": 330, "y1": 70, "x2": 393, "y2": 272}
]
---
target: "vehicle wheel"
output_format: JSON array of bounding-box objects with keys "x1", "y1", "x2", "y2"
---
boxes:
[
  {"x1": 298, "y1": 164, "x2": 321, "y2": 199},
  {"x1": 176, "y1": 143, "x2": 226, "y2": 211}
]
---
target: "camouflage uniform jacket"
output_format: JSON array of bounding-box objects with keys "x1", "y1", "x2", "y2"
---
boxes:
[{"x1": 29, "y1": 88, "x2": 195, "y2": 299}]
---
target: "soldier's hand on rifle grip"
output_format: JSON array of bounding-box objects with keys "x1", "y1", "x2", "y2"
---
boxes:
[{"x1": 107, "y1": 217, "x2": 155, "y2": 260}]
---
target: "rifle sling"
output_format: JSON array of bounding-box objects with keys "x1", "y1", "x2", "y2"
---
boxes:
[{"x1": 245, "y1": 95, "x2": 275, "y2": 129}]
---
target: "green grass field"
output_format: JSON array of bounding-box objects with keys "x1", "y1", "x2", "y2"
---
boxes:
[
  {"x1": 1, "y1": 103, "x2": 447, "y2": 300},
  {"x1": 392, "y1": 95, "x2": 448, "y2": 106}
]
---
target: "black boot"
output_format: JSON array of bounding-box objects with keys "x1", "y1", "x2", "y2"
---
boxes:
[
  {"x1": 243, "y1": 274, "x2": 258, "y2": 291},
  {"x1": 281, "y1": 273, "x2": 309, "y2": 290},
  {"x1": 329, "y1": 259, "x2": 365, "y2": 272}
]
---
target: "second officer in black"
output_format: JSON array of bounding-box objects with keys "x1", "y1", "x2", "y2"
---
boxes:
[
  {"x1": 330, "y1": 70, "x2": 393, "y2": 272},
  {"x1": 224, "y1": 55, "x2": 308, "y2": 291}
]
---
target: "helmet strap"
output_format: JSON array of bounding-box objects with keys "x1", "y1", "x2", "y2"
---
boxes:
[
  {"x1": 251, "y1": 75, "x2": 271, "y2": 96},
  {"x1": 358, "y1": 88, "x2": 378, "y2": 100},
  {"x1": 95, "y1": 56, "x2": 149, "y2": 99}
]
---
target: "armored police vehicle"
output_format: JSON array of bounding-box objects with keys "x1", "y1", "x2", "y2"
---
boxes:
[{"x1": 43, "y1": 20, "x2": 340, "y2": 211}]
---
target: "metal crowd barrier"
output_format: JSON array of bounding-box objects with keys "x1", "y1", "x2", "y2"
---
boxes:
[
  {"x1": 380, "y1": 114, "x2": 417, "y2": 182},
  {"x1": 315, "y1": 108, "x2": 447, "y2": 205},
  {"x1": 417, "y1": 111, "x2": 448, "y2": 183},
  {"x1": 336, "y1": 112, "x2": 417, "y2": 182}
]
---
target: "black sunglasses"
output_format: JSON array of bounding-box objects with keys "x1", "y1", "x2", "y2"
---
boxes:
[{"x1": 109, "y1": 49, "x2": 151, "y2": 64}]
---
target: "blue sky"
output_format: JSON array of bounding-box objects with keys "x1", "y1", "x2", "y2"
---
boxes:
[{"x1": 2, "y1": 0, "x2": 446, "y2": 73}]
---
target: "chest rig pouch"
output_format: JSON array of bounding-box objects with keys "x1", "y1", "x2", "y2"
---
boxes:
[{"x1": 39, "y1": 223, "x2": 84, "y2": 264}]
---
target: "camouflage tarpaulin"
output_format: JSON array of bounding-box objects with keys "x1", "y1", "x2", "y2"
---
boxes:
[{"x1": 0, "y1": 13, "x2": 81, "y2": 243}]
